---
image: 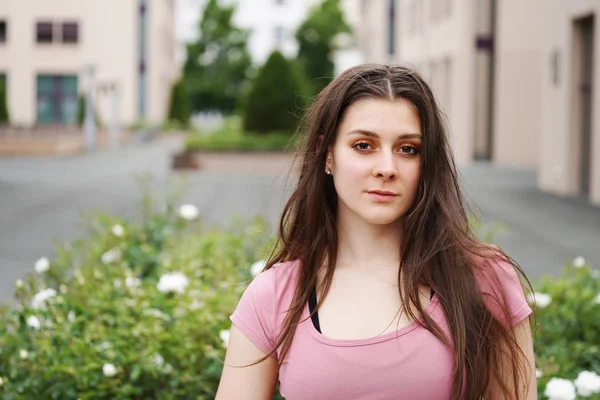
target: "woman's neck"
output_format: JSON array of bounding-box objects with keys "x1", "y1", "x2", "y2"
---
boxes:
[{"x1": 335, "y1": 214, "x2": 403, "y2": 270}]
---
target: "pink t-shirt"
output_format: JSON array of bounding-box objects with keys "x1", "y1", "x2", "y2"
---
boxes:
[{"x1": 229, "y1": 257, "x2": 532, "y2": 400}]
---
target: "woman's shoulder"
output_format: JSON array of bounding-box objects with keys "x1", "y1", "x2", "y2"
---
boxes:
[
  {"x1": 247, "y1": 259, "x2": 301, "y2": 303},
  {"x1": 469, "y1": 245, "x2": 523, "y2": 293},
  {"x1": 469, "y1": 244, "x2": 532, "y2": 327}
]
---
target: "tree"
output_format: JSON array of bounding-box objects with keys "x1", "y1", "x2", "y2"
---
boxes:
[
  {"x1": 0, "y1": 79, "x2": 9, "y2": 124},
  {"x1": 243, "y1": 51, "x2": 310, "y2": 134},
  {"x1": 295, "y1": 0, "x2": 351, "y2": 95},
  {"x1": 167, "y1": 79, "x2": 191, "y2": 126},
  {"x1": 183, "y1": 0, "x2": 252, "y2": 114}
]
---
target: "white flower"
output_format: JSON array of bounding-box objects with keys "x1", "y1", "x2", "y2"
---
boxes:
[
  {"x1": 19, "y1": 350, "x2": 29, "y2": 359},
  {"x1": 125, "y1": 276, "x2": 141, "y2": 288},
  {"x1": 573, "y1": 256, "x2": 587, "y2": 268},
  {"x1": 113, "y1": 279, "x2": 122, "y2": 288},
  {"x1": 575, "y1": 371, "x2": 600, "y2": 397},
  {"x1": 96, "y1": 341, "x2": 111, "y2": 351},
  {"x1": 145, "y1": 308, "x2": 169, "y2": 320},
  {"x1": 536, "y1": 369, "x2": 543, "y2": 378},
  {"x1": 102, "y1": 363, "x2": 118, "y2": 377},
  {"x1": 250, "y1": 260, "x2": 266, "y2": 277},
  {"x1": 220, "y1": 329, "x2": 230, "y2": 347},
  {"x1": 34, "y1": 257, "x2": 50, "y2": 273},
  {"x1": 595, "y1": 293, "x2": 600, "y2": 305},
  {"x1": 15, "y1": 279, "x2": 24, "y2": 288},
  {"x1": 26, "y1": 316, "x2": 41, "y2": 329},
  {"x1": 0, "y1": 376, "x2": 4, "y2": 386},
  {"x1": 178, "y1": 204, "x2": 199, "y2": 221},
  {"x1": 152, "y1": 354, "x2": 164, "y2": 366},
  {"x1": 157, "y1": 272, "x2": 189, "y2": 294},
  {"x1": 68, "y1": 311, "x2": 76, "y2": 322},
  {"x1": 31, "y1": 288, "x2": 57, "y2": 310},
  {"x1": 190, "y1": 300, "x2": 202, "y2": 310},
  {"x1": 545, "y1": 378, "x2": 576, "y2": 400},
  {"x1": 164, "y1": 364, "x2": 173, "y2": 373},
  {"x1": 59, "y1": 284, "x2": 68, "y2": 294},
  {"x1": 101, "y1": 248, "x2": 121, "y2": 264},
  {"x1": 527, "y1": 292, "x2": 552, "y2": 308},
  {"x1": 111, "y1": 224, "x2": 125, "y2": 237}
]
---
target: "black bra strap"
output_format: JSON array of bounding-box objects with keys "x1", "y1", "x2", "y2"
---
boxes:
[{"x1": 309, "y1": 284, "x2": 321, "y2": 333}]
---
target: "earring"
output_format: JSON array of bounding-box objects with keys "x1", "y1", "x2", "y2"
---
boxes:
[{"x1": 325, "y1": 168, "x2": 331, "y2": 175}]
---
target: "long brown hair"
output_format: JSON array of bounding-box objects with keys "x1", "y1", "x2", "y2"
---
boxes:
[{"x1": 253, "y1": 64, "x2": 534, "y2": 399}]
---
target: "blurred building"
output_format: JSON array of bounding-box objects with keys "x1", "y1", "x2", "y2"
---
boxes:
[
  {"x1": 357, "y1": 0, "x2": 600, "y2": 207},
  {"x1": 0, "y1": 0, "x2": 177, "y2": 128}
]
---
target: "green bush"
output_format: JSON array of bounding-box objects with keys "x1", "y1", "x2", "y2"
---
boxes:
[
  {"x1": 0, "y1": 176, "x2": 275, "y2": 399},
  {"x1": 167, "y1": 80, "x2": 191, "y2": 127},
  {"x1": 531, "y1": 257, "x2": 600, "y2": 399},
  {"x1": 185, "y1": 116, "x2": 300, "y2": 152},
  {"x1": 0, "y1": 78, "x2": 10, "y2": 124},
  {"x1": 242, "y1": 51, "x2": 311, "y2": 134}
]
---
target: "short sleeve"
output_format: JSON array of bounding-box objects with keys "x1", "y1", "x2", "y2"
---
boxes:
[
  {"x1": 473, "y1": 255, "x2": 533, "y2": 329},
  {"x1": 229, "y1": 269, "x2": 278, "y2": 358}
]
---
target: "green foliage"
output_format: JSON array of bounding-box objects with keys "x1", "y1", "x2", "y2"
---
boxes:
[
  {"x1": 295, "y1": 0, "x2": 351, "y2": 95},
  {"x1": 0, "y1": 76, "x2": 9, "y2": 124},
  {"x1": 242, "y1": 51, "x2": 311, "y2": 134},
  {"x1": 532, "y1": 259, "x2": 600, "y2": 399},
  {"x1": 183, "y1": 0, "x2": 252, "y2": 114},
  {"x1": 0, "y1": 175, "x2": 275, "y2": 399},
  {"x1": 186, "y1": 116, "x2": 299, "y2": 152},
  {"x1": 167, "y1": 79, "x2": 191, "y2": 127}
]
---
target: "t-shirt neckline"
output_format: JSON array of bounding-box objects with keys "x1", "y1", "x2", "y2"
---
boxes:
[{"x1": 304, "y1": 292, "x2": 441, "y2": 347}]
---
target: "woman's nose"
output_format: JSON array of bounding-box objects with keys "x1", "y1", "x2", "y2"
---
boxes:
[{"x1": 372, "y1": 152, "x2": 398, "y2": 180}]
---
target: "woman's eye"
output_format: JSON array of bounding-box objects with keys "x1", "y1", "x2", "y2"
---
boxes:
[
  {"x1": 400, "y1": 145, "x2": 418, "y2": 155},
  {"x1": 353, "y1": 142, "x2": 372, "y2": 152}
]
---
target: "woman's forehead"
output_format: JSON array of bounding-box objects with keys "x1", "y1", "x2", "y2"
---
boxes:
[{"x1": 337, "y1": 98, "x2": 422, "y2": 138}]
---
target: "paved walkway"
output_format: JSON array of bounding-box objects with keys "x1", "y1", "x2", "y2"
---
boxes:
[{"x1": 0, "y1": 136, "x2": 598, "y2": 305}]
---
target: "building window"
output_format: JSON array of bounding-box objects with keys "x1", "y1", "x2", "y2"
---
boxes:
[
  {"x1": 62, "y1": 22, "x2": 78, "y2": 44},
  {"x1": 36, "y1": 22, "x2": 54, "y2": 43},
  {"x1": 0, "y1": 21, "x2": 6, "y2": 43},
  {"x1": 36, "y1": 75, "x2": 78, "y2": 125}
]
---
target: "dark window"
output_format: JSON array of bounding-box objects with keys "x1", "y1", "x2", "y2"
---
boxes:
[
  {"x1": 62, "y1": 22, "x2": 78, "y2": 43},
  {"x1": 36, "y1": 75, "x2": 78, "y2": 125},
  {"x1": 36, "y1": 21, "x2": 53, "y2": 43},
  {"x1": 0, "y1": 21, "x2": 6, "y2": 43}
]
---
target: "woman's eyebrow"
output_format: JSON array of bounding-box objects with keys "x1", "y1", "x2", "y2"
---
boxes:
[{"x1": 347, "y1": 129, "x2": 422, "y2": 140}]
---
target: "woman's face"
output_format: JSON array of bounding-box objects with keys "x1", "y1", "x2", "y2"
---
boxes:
[{"x1": 326, "y1": 97, "x2": 422, "y2": 227}]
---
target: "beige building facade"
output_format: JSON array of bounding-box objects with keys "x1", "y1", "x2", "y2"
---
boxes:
[
  {"x1": 0, "y1": 0, "x2": 176, "y2": 128},
  {"x1": 539, "y1": 1, "x2": 600, "y2": 206},
  {"x1": 357, "y1": 0, "x2": 600, "y2": 206}
]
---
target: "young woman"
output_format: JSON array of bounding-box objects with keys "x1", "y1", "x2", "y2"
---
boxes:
[{"x1": 216, "y1": 64, "x2": 537, "y2": 399}]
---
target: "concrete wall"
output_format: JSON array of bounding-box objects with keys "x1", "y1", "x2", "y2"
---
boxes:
[{"x1": 493, "y1": 0, "x2": 545, "y2": 166}]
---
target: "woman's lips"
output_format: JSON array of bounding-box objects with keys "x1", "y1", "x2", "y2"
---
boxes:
[{"x1": 367, "y1": 191, "x2": 398, "y2": 203}]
